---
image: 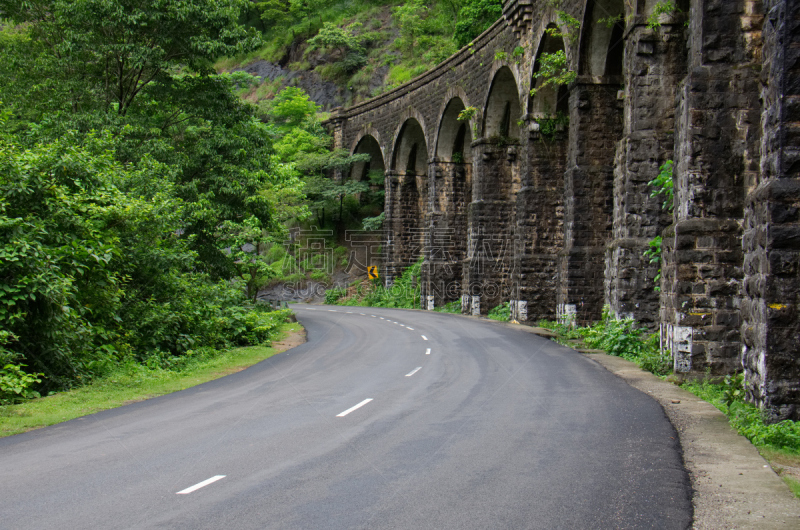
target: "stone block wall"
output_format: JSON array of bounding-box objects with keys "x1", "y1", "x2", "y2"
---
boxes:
[
  {"x1": 662, "y1": 0, "x2": 763, "y2": 376},
  {"x1": 741, "y1": 0, "x2": 800, "y2": 421},
  {"x1": 604, "y1": 8, "x2": 688, "y2": 327}
]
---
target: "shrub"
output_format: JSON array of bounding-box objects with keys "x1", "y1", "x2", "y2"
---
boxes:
[
  {"x1": 434, "y1": 300, "x2": 461, "y2": 313},
  {"x1": 325, "y1": 287, "x2": 346, "y2": 304},
  {"x1": 488, "y1": 302, "x2": 510, "y2": 321}
]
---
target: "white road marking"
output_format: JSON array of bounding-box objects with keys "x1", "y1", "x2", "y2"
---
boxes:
[
  {"x1": 406, "y1": 327, "x2": 414, "y2": 330},
  {"x1": 177, "y1": 475, "x2": 226, "y2": 495},
  {"x1": 371, "y1": 315, "x2": 376, "y2": 317},
  {"x1": 347, "y1": 311, "x2": 353, "y2": 314},
  {"x1": 421, "y1": 335, "x2": 428, "y2": 341},
  {"x1": 360, "y1": 313, "x2": 366, "y2": 315},
  {"x1": 406, "y1": 367, "x2": 422, "y2": 377},
  {"x1": 328, "y1": 310, "x2": 337, "y2": 312},
  {"x1": 337, "y1": 398, "x2": 373, "y2": 417},
  {"x1": 380, "y1": 317, "x2": 384, "y2": 320},
  {"x1": 425, "y1": 348, "x2": 431, "y2": 355}
]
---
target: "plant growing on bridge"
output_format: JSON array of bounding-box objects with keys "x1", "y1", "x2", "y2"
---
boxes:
[
  {"x1": 647, "y1": 1, "x2": 681, "y2": 30},
  {"x1": 530, "y1": 2, "x2": 580, "y2": 100},
  {"x1": 645, "y1": 160, "x2": 675, "y2": 291},
  {"x1": 530, "y1": 50, "x2": 577, "y2": 97},
  {"x1": 535, "y1": 110, "x2": 569, "y2": 139}
]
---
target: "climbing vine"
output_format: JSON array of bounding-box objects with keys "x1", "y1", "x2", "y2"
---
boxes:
[
  {"x1": 530, "y1": 2, "x2": 579, "y2": 99},
  {"x1": 534, "y1": 111, "x2": 569, "y2": 139},
  {"x1": 647, "y1": 1, "x2": 680, "y2": 29},
  {"x1": 644, "y1": 160, "x2": 675, "y2": 291}
]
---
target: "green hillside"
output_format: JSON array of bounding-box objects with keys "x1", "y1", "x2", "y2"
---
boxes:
[{"x1": 218, "y1": 0, "x2": 504, "y2": 106}]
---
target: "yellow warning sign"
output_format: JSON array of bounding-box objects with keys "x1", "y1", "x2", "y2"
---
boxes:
[{"x1": 368, "y1": 265, "x2": 379, "y2": 279}]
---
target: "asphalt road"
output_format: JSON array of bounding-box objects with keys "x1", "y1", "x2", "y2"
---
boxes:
[{"x1": 0, "y1": 305, "x2": 692, "y2": 529}]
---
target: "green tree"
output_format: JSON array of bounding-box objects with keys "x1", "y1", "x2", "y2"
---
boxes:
[
  {"x1": 0, "y1": 0, "x2": 262, "y2": 116},
  {"x1": 394, "y1": 0, "x2": 428, "y2": 58}
]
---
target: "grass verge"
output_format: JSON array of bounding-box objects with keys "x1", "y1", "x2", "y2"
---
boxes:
[
  {"x1": 0, "y1": 322, "x2": 304, "y2": 438},
  {"x1": 681, "y1": 377, "x2": 800, "y2": 497}
]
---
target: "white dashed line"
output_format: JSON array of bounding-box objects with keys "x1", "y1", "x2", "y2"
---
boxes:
[
  {"x1": 360, "y1": 313, "x2": 366, "y2": 315},
  {"x1": 328, "y1": 310, "x2": 337, "y2": 312},
  {"x1": 337, "y1": 399, "x2": 373, "y2": 417},
  {"x1": 347, "y1": 311, "x2": 353, "y2": 314},
  {"x1": 371, "y1": 315, "x2": 376, "y2": 317},
  {"x1": 421, "y1": 335, "x2": 428, "y2": 341},
  {"x1": 405, "y1": 367, "x2": 422, "y2": 377},
  {"x1": 406, "y1": 327, "x2": 414, "y2": 330},
  {"x1": 425, "y1": 348, "x2": 431, "y2": 355},
  {"x1": 177, "y1": 475, "x2": 226, "y2": 495}
]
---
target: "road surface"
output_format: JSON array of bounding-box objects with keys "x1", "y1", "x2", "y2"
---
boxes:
[{"x1": 0, "y1": 305, "x2": 691, "y2": 529}]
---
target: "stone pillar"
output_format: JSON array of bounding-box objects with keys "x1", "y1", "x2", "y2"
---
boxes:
[
  {"x1": 513, "y1": 117, "x2": 566, "y2": 322},
  {"x1": 422, "y1": 158, "x2": 471, "y2": 307},
  {"x1": 662, "y1": 0, "x2": 762, "y2": 376},
  {"x1": 559, "y1": 82, "x2": 621, "y2": 324},
  {"x1": 383, "y1": 170, "x2": 399, "y2": 284},
  {"x1": 463, "y1": 138, "x2": 519, "y2": 314},
  {"x1": 742, "y1": 0, "x2": 800, "y2": 421},
  {"x1": 605, "y1": 13, "x2": 687, "y2": 327}
]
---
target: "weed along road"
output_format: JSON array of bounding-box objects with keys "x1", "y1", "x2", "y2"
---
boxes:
[{"x1": 0, "y1": 305, "x2": 692, "y2": 529}]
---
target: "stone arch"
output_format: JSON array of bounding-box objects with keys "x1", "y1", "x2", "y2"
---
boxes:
[
  {"x1": 579, "y1": 0, "x2": 625, "y2": 77},
  {"x1": 391, "y1": 118, "x2": 429, "y2": 176},
  {"x1": 435, "y1": 97, "x2": 473, "y2": 162},
  {"x1": 348, "y1": 127, "x2": 384, "y2": 161},
  {"x1": 482, "y1": 66, "x2": 522, "y2": 139},
  {"x1": 349, "y1": 134, "x2": 385, "y2": 182},
  {"x1": 529, "y1": 26, "x2": 571, "y2": 117}
]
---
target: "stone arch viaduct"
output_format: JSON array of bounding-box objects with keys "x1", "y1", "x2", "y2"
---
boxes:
[{"x1": 326, "y1": 0, "x2": 800, "y2": 421}]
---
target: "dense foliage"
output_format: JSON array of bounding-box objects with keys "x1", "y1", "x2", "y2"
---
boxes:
[
  {"x1": 0, "y1": 1, "x2": 299, "y2": 395},
  {"x1": 538, "y1": 307, "x2": 672, "y2": 376},
  {"x1": 326, "y1": 258, "x2": 422, "y2": 308},
  {"x1": 224, "y1": 0, "x2": 505, "y2": 102}
]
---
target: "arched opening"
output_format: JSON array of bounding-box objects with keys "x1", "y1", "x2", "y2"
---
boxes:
[
  {"x1": 392, "y1": 119, "x2": 428, "y2": 175},
  {"x1": 350, "y1": 134, "x2": 385, "y2": 224},
  {"x1": 529, "y1": 28, "x2": 570, "y2": 117},
  {"x1": 435, "y1": 98, "x2": 473, "y2": 162},
  {"x1": 350, "y1": 135, "x2": 385, "y2": 181},
  {"x1": 579, "y1": 0, "x2": 625, "y2": 77},
  {"x1": 389, "y1": 118, "x2": 428, "y2": 270},
  {"x1": 483, "y1": 67, "x2": 521, "y2": 139}
]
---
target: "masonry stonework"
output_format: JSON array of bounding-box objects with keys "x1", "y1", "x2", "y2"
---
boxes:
[{"x1": 326, "y1": 0, "x2": 800, "y2": 421}]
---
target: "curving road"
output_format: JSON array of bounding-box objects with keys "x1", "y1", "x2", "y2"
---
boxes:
[{"x1": 0, "y1": 305, "x2": 692, "y2": 529}]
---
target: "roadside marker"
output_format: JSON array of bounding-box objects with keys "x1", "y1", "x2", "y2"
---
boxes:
[
  {"x1": 337, "y1": 398, "x2": 373, "y2": 417},
  {"x1": 177, "y1": 475, "x2": 226, "y2": 495}
]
